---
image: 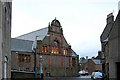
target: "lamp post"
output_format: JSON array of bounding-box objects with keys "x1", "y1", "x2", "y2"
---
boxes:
[{"x1": 39, "y1": 56, "x2": 43, "y2": 79}]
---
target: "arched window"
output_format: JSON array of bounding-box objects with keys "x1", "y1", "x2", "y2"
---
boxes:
[
  {"x1": 51, "y1": 40, "x2": 59, "y2": 54},
  {"x1": 63, "y1": 49, "x2": 68, "y2": 55},
  {"x1": 42, "y1": 46, "x2": 47, "y2": 53}
]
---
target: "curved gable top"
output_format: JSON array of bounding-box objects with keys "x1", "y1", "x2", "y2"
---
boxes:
[
  {"x1": 16, "y1": 27, "x2": 48, "y2": 41},
  {"x1": 51, "y1": 18, "x2": 61, "y2": 27}
]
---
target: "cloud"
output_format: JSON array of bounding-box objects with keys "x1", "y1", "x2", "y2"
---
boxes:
[{"x1": 12, "y1": 0, "x2": 118, "y2": 58}]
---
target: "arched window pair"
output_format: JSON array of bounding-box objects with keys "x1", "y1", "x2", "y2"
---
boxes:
[
  {"x1": 51, "y1": 40, "x2": 59, "y2": 54},
  {"x1": 42, "y1": 46, "x2": 47, "y2": 53}
]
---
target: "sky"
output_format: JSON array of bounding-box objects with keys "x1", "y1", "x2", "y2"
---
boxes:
[{"x1": 12, "y1": 0, "x2": 119, "y2": 58}]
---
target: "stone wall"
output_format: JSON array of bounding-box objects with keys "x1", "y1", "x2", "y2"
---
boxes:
[{"x1": 0, "y1": 2, "x2": 12, "y2": 79}]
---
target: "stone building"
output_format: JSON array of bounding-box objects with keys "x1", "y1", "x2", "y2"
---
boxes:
[
  {"x1": 11, "y1": 18, "x2": 79, "y2": 77},
  {"x1": 0, "y1": 1, "x2": 12, "y2": 79},
  {"x1": 100, "y1": 11, "x2": 120, "y2": 79}
]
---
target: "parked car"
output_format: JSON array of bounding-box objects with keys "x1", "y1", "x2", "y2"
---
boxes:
[
  {"x1": 85, "y1": 71, "x2": 89, "y2": 76},
  {"x1": 79, "y1": 70, "x2": 89, "y2": 76},
  {"x1": 91, "y1": 72, "x2": 104, "y2": 80}
]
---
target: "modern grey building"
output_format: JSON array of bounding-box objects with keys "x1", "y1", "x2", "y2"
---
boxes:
[{"x1": 0, "y1": 1, "x2": 12, "y2": 79}]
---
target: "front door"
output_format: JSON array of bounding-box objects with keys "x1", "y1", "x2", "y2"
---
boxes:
[{"x1": 117, "y1": 62, "x2": 120, "y2": 80}]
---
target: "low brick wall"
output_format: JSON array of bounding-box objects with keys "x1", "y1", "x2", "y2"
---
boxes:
[
  {"x1": 11, "y1": 71, "x2": 34, "y2": 78},
  {"x1": 11, "y1": 69, "x2": 78, "y2": 79}
]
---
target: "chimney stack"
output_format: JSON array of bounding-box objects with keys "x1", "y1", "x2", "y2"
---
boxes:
[
  {"x1": 118, "y1": 1, "x2": 120, "y2": 11},
  {"x1": 86, "y1": 56, "x2": 88, "y2": 59},
  {"x1": 107, "y1": 13, "x2": 114, "y2": 24}
]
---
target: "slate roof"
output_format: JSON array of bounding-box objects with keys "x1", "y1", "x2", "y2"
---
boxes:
[
  {"x1": 79, "y1": 59, "x2": 102, "y2": 65},
  {"x1": 92, "y1": 59, "x2": 102, "y2": 65},
  {"x1": 72, "y1": 49, "x2": 78, "y2": 57},
  {"x1": 16, "y1": 27, "x2": 48, "y2": 41},
  {"x1": 11, "y1": 38, "x2": 33, "y2": 52},
  {"x1": 79, "y1": 59, "x2": 88, "y2": 63}
]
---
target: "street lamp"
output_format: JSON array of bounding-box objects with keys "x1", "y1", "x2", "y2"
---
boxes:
[
  {"x1": 32, "y1": 35, "x2": 50, "y2": 78},
  {"x1": 39, "y1": 56, "x2": 43, "y2": 79}
]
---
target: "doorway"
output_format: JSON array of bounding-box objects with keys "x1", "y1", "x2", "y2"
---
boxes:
[{"x1": 116, "y1": 62, "x2": 120, "y2": 80}]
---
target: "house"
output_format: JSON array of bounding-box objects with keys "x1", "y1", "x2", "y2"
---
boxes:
[
  {"x1": 11, "y1": 18, "x2": 79, "y2": 77},
  {"x1": 79, "y1": 57, "x2": 88, "y2": 71},
  {"x1": 100, "y1": 11, "x2": 120, "y2": 79},
  {"x1": 86, "y1": 59, "x2": 102, "y2": 74},
  {"x1": 79, "y1": 58, "x2": 102, "y2": 75}
]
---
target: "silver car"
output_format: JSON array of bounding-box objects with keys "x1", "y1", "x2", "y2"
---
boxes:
[{"x1": 91, "y1": 72, "x2": 103, "y2": 80}]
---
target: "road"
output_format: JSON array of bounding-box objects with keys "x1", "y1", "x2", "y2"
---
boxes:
[
  {"x1": 44, "y1": 75, "x2": 92, "y2": 80},
  {"x1": 80, "y1": 75, "x2": 91, "y2": 78}
]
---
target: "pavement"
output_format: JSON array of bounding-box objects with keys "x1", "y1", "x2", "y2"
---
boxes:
[
  {"x1": 80, "y1": 75, "x2": 91, "y2": 78},
  {"x1": 44, "y1": 75, "x2": 92, "y2": 80}
]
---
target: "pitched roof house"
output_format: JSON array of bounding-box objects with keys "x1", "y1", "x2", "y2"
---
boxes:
[
  {"x1": 100, "y1": 10, "x2": 120, "y2": 79},
  {"x1": 80, "y1": 58, "x2": 102, "y2": 75}
]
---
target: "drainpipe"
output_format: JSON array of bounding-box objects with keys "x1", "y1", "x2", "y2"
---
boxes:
[
  {"x1": 4, "y1": 56, "x2": 8, "y2": 80},
  {"x1": 32, "y1": 36, "x2": 38, "y2": 78}
]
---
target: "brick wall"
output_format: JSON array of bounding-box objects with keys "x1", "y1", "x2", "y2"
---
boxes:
[{"x1": 11, "y1": 52, "x2": 34, "y2": 72}]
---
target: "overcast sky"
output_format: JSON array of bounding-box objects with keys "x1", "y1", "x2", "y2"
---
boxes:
[{"x1": 12, "y1": 0, "x2": 119, "y2": 58}]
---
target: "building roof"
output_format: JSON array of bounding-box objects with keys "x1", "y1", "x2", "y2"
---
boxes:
[
  {"x1": 16, "y1": 27, "x2": 48, "y2": 41},
  {"x1": 11, "y1": 38, "x2": 33, "y2": 52},
  {"x1": 92, "y1": 59, "x2": 102, "y2": 65},
  {"x1": 72, "y1": 49, "x2": 78, "y2": 57},
  {"x1": 79, "y1": 59, "x2": 102, "y2": 65},
  {"x1": 79, "y1": 59, "x2": 88, "y2": 63}
]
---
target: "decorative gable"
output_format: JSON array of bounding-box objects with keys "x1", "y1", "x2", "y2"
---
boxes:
[{"x1": 48, "y1": 18, "x2": 63, "y2": 35}]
